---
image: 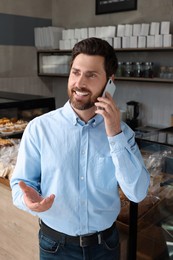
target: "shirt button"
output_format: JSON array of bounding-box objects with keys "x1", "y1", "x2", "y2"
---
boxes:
[
  {"x1": 81, "y1": 150, "x2": 85, "y2": 155},
  {"x1": 110, "y1": 141, "x2": 115, "y2": 145},
  {"x1": 81, "y1": 176, "x2": 84, "y2": 180}
]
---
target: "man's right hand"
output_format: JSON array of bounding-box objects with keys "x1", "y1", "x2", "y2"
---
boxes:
[{"x1": 19, "y1": 181, "x2": 55, "y2": 212}]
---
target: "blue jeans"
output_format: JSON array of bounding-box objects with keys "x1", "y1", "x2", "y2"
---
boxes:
[{"x1": 39, "y1": 227, "x2": 120, "y2": 260}]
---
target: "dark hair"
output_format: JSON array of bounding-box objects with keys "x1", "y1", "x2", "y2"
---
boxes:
[{"x1": 71, "y1": 37, "x2": 118, "y2": 78}]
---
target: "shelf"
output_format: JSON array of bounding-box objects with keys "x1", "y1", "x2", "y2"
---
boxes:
[
  {"x1": 37, "y1": 73, "x2": 173, "y2": 83},
  {"x1": 37, "y1": 49, "x2": 71, "y2": 54},
  {"x1": 36, "y1": 47, "x2": 173, "y2": 53},
  {"x1": 114, "y1": 47, "x2": 173, "y2": 52},
  {"x1": 37, "y1": 47, "x2": 173, "y2": 82},
  {"x1": 116, "y1": 77, "x2": 173, "y2": 83},
  {"x1": 38, "y1": 73, "x2": 69, "y2": 77}
]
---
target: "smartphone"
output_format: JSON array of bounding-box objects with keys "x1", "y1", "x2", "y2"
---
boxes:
[{"x1": 102, "y1": 79, "x2": 116, "y2": 97}]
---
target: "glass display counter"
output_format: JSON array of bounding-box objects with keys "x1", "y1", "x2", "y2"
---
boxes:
[
  {"x1": 0, "y1": 91, "x2": 55, "y2": 185},
  {"x1": 136, "y1": 130, "x2": 173, "y2": 259},
  {"x1": 118, "y1": 129, "x2": 173, "y2": 259}
]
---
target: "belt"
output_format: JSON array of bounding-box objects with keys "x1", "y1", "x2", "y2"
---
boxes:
[{"x1": 40, "y1": 220, "x2": 116, "y2": 247}]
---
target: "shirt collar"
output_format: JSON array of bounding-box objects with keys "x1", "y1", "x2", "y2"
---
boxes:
[{"x1": 62, "y1": 101, "x2": 103, "y2": 127}]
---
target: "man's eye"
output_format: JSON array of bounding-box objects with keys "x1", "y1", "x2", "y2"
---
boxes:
[
  {"x1": 72, "y1": 70, "x2": 79, "y2": 76},
  {"x1": 87, "y1": 74, "x2": 96, "y2": 78}
]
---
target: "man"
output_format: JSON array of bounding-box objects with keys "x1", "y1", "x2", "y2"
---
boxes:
[{"x1": 10, "y1": 37, "x2": 150, "y2": 260}]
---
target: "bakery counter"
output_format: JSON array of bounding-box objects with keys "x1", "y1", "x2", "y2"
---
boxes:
[
  {"x1": 133, "y1": 138, "x2": 173, "y2": 259},
  {"x1": 0, "y1": 91, "x2": 55, "y2": 188}
]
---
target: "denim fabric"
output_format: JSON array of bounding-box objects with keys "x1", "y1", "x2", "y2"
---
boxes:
[{"x1": 39, "y1": 227, "x2": 120, "y2": 260}]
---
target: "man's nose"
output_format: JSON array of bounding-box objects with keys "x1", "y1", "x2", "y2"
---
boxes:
[{"x1": 76, "y1": 75, "x2": 86, "y2": 87}]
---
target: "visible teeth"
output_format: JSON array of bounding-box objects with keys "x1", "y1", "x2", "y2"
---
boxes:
[{"x1": 76, "y1": 91, "x2": 88, "y2": 96}]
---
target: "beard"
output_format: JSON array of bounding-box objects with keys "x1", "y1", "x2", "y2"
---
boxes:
[{"x1": 68, "y1": 87, "x2": 102, "y2": 110}]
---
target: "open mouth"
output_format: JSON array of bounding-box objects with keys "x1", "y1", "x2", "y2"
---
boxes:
[{"x1": 75, "y1": 90, "x2": 89, "y2": 97}]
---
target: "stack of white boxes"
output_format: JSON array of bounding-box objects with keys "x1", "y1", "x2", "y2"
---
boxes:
[
  {"x1": 114, "y1": 21, "x2": 171, "y2": 49},
  {"x1": 59, "y1": 26, "x2": 116, "y2": 50},
  {"x1": 57, "y1": 21, "x2": 172, "y2": 50},
  {"x1": 34, "y1": 22, "x2": 172, "y2": 50},
  {"x1": 34, "y1": 26, "x2": 64, "y2": 49}
]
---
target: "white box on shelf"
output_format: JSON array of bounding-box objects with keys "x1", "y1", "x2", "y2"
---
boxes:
[
  {"x1": 102, "y1": 37, "x2": 113, "y2": 46},
  {"x1": 62, "y1": 30, "x2": 68, "y2": 40},
  {"x1": 130, "y1": 36, "x2": 138, "y2": 48},
  {"x1": 74, "y1": 28, "x2": 81, "y2": 39},
  {"x1": 150, "y1": 22, "x2": 160, "y2": 35},
  {"x1": 122, "y1": 36, "x2": 130, "y2": 48},
  {"x1": 154, "y1": 35, "x2": 163, "y2": 47},
  {"x1": 106, "y1": 26, "x2": 116, "y2": 37},
  {"x1": 100, "y1": 27, "x2": 107, "y2": 38},
  {"x1": 96, "y1": 27, "x2": 102, "y2": 38},
  {"x1": 80, "y1": 28, "x2": 88, "y2": 39},
  {"x1": 48, "y1": 27, "x2": 64, "y2": 49},
  {"x1": 147, "y1": 35, "x2": 155, "y2": 47},
  {"x1": 133, "y1": 24, "x2": 141, "y2": 36},
  {"x1": 140, "y1": 23, "x2": 150, "y2": 36},
  {"x1": 35, "y1": 27, "x2": 64, "y2": 49},
  {"x1": 70, "y1": 39, "x2": 77, "y2": 49},
  {"x1": 163, "y1": 34, "x2": 172, "y2": 47},
  {"x1": 88, "y1": 27, "x2": 96, "y2": 37},
  {"x1": 59, "y1": 39, "x2": 71, "y2": 50},
  {"x1": 124, "y1": 24, "x2": 133, "y2": 37},
  {"x1": 113, "y1": 37, "x2": 121, "y2": 49},
  {"x1": 68, "y1": 29, "x2": 75, "y2": 39},
  {"x1": 161, "y1": 21, "x2": 170, "y2": 35},
  {"x1": 138, "y1": 36, "x2": 146, "y2": 48},
  {"x1": 117, "y1": 24, "x2": 125, "y2": 37},
  {"x1": 101, "y1": 26, "x2": 116, "y2": 38},
  {"x1": 59, "y1": 40, "x2": 65, "y2": 50}
]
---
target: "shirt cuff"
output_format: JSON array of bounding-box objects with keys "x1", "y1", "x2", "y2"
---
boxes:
[{"x1": 108, "y1": 131, "x2": 129, "y2": 153}]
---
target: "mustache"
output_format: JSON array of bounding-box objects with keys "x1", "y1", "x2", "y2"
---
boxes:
[{"x1": 72, "y1": 87, "x2": 91, "y2": 93}]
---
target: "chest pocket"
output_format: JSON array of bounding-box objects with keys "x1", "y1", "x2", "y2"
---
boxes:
[{"x1": 95, "y1": 156, "x2": 117, "y2": 191}]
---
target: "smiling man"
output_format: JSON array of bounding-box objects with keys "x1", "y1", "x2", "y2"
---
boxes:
[{"x1": 10, "y1": 37, "x2": 150, "y2": 260}]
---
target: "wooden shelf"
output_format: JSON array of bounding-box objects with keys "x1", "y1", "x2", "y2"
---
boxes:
[
  {"x1": 37, "y1": 47, "x2": 173, "y2": 82},
  {"x1": 37, "y1": 73, "x2": 173, "y2": 83},
  {"x1": 38, "y1": 73, "x2": 69, "y2": 77},
  {"x1": 36, "y1": 47, "x2": 173, "y2": 53},
  {"x1": 116, "y1": 77, "x2": 173, "y2": 83}
]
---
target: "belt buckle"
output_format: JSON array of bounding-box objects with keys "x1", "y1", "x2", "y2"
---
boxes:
[
  {"x1": 80, "y1": 236, "x2": 88, "y2": 247},
  {"x1": 79, "y1": 233, "x2": 102, "y2": 247}
]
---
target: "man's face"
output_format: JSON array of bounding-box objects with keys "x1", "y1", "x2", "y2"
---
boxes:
[{"x1": 68, "y1": 54, "x2": 107, "y2": 110}]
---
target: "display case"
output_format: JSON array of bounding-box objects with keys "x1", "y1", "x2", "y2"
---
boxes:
[
  {"x1": 37, "y1": 50, "x2": 71, "y2": 77},
  {"x1": 117, "y1": 128, "x2": 173, "y2": 259},
  {"x1": 0, "y1": 91, "x2": 55, "y2": 186}
]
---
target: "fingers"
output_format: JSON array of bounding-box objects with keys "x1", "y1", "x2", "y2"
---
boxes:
[
  {"x1": 95, "y1": 92, "x2": 121, "y2": 136},
  {"x1": 19, "y1": 181, "x2": 55, "y2": 212},
  {"x1": 30, "y1": 194, "x2": 55, "y2": 212},
  {"x1": 95, "y1": 93, "x2": 117, "y2": 111}
]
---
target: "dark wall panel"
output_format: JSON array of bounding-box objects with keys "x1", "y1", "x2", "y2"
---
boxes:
[{"x1": 0, "y1": 13, "x2": 52, "y2": 46}]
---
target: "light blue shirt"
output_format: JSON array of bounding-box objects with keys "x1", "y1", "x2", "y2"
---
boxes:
[{"x1": 10, "y1": 101, "x2": 150, "y2": 236}]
